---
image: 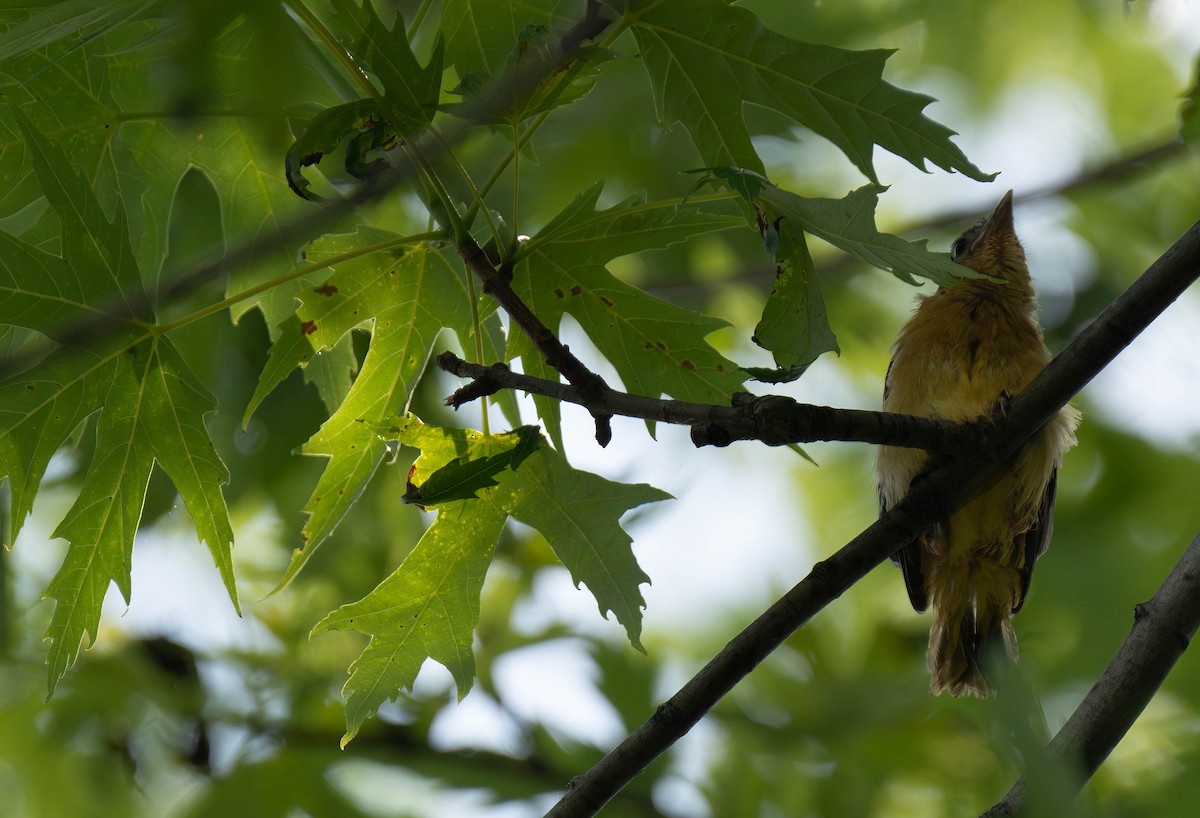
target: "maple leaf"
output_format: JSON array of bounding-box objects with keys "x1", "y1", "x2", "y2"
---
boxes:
[
  {"x1": 624, "y1": 0, "x2": 994, "y2": 182},
  {"x1": 507, "y1": 184, "x2": 745, "y2": 447},
  {"x1": 0, "y1": 110, "x2": 238, "y2": 694},
  {"x1": 313, "y1": 417, "x2": 668, "y2": 745},
  {"x1": 705, "y1": 170, "x2": 982, "y2": 381},
  {"x1": 246, "y1": 229, "x2": 473, "y2": 590}
]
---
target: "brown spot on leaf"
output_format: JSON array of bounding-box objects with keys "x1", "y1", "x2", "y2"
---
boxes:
[
  {"x1": 300, "y1": 320, "x2": 317, "y2": 335},
  {"x1": 644, "y1": 342, "x2": 654, "y2": 349},
  {"x1": 315, "y1": 283, "x2": 339, "y2": 296},
  {"x1": 599, "y1": 295, "x2": 614, "y2": 307},
  {"x1": 716, "y1": 364, "x2": 726, "y2": 373},
  {"x1": 570, "y1": 285, "x2": 582, "y2": 296},
  {"x1": 655, "y1": 341, "x2": 666, "y2": 351},
  {"x1": 554, "y1": 288, "x2": 565, "y2": 299},
  {"x1": 25, "y1": 384, "x2": 35, "y2": 391},
  {"x1": 681, "y1": 360, "x2": 695, "y2": 370}
]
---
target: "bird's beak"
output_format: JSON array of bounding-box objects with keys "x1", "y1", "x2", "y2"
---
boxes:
[{"x1": 980, "y1": 190, "x2": 1015, "y2": 239}]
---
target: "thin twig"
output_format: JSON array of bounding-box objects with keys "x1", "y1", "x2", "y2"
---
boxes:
[{"x1": 542, "y1": 218, "x2": 1200, "y2": 818}]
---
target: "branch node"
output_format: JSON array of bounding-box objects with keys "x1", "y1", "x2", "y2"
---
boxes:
[
  {"x1": 593, "y1": 413, "x2": 613, "y2": 448},
  {"x1": 691, "y1": 423, "x2": 732, "y2": 448}
]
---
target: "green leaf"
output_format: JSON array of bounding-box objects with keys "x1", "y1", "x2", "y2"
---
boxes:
[
  {"x1": 509, "y1": 185, "x2": 745, "y2": 438},
  {"x1": 0, "y1": 31, "x2": 120, "y2": 231},
  {"x1": 0, "y1": 117, "x2": 237, "y2": 693},
  {"x1": 41, "y1": 337, "x2": 238, "y2": 695},
  {"x1": 624, "y1": 0, "x2": 994, "y2": 182},
  {"x1": 405, "y1": 425, "x2": 542, "y2": 505},
  {"x1": 316, "y1": 416, "x2": 668, "y2": 743},
  {"x1": 45, "y1": 350, "x2": 154, "y2": 694},
  {"x1": 10, "y1": 105, "x2": 147, "y2": 322},
  {"x1": 139, "y1": 342, "x2": 238, "y2": 610},
  {"x1": 284, "y1": 99, "x2": 395, "y2": 200},
  {"x1": 0, "y1": 347, "x2": 111, "y2": 548},
  {"x1": 0, "y1": 0, "x2": 150, "y2": 63},
  {"x1": 285, "y1": 1, "x2": 444, "y2": 200},
  {"x1": 313, "y1": 498, "x2": 506, "y2": 747},
  {"x1": 330, "y1": 0, "x2": 445, "y2": 113},
  {"x1": 493, "y1": 443, "x2": 669, "y2": 652},
  {"x1": 717, "y1": 170, "x2": 978, "y2": 287},
  {"x1": 1182, "y1": 57, "x2": 1200, "y2": 145},
  {"x1": 750, "y1": 219, "x2": 838, "y2": 379},
  {"x1": 264, "y1": 233, "x2": 471, "y2": 591},
  {"x1": 442, "y1": 0, "x2": 571, "y2": 78},
  {"x1": 446, "y1": 28, "x2": 614, "y2": 127}
]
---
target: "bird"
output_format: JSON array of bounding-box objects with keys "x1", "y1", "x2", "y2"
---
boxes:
[{"x1": 875, "y1": 190, "x2": 1079, "y2": 697}]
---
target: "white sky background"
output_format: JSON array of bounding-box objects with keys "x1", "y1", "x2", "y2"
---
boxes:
[{"x1": 7, "y1": 4, "x2": 1200, "y2": 817}]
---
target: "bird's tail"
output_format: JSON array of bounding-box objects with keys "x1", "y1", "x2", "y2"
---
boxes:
[{"x1": 926, "y1": 561, "x2": 1019, "y2": 697}]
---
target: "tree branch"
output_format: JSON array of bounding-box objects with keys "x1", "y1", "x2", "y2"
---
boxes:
[
  {"x1": 542, "y1": 219, "x2": 1200, "y2": 818},
  {"x1": 456, "y1": 243, "x2": 615, "y2": 445},
  {"x1": 981, "y1": 528, "x2": 1200, "y2": 817},
  {"x1": 436, "y1": 351, "x2": 987, "y2": 453}
]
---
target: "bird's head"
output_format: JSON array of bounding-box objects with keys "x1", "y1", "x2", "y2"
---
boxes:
[{"x1": 949, "y1": 190, "x2": 1029, "y2": 285}]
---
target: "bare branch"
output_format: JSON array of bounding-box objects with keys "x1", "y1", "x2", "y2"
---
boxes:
[
  {"x1": 436, "y1": 351, "x2": 987, "y2": 453},
  {"x1": 981, "y1": 529, "x2": 1200, "y2": 817},
  {"x1": 542, "y1": 218, "x2": 1200, "y2": 818},
  {"x1": 456, "y1": 243, "x2": 615, "y2": 445}
]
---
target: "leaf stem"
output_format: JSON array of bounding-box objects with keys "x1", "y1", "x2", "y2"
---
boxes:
[
  {"x1": 430, "y1": 126, "x2": 505, "y2": 252},
  {"x1": 406, "y1": 0, "x2": 435, "y2": 39},
  {"x1": 285, "y1": 0, "x2": 380, "y2": 100},
  {"x1": 511, "y1": 122, "x2": 521, "y2": 251}
]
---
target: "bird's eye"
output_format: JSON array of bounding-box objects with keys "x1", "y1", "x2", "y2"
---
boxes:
[{"x1": 950, "y1": 238, "x2": 970, "y2": 261}]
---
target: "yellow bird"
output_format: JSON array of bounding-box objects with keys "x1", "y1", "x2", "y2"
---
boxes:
[{"x1": 876, "y1": 191, "x2": 1079, "y2": 697}]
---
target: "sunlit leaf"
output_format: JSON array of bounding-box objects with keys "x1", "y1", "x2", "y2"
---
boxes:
[
  {"x1": 316, "y1": 416, "x2": 667, "y2": 744},
  {"x1": 0, "y1": 116, "x2": 237, "y2": 693},
  {"x1": 260, "y1": 232, "x2": 471, "y2": 591}
]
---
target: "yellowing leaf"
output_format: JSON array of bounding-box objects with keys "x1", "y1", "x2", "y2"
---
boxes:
[{"x1": 259, "y1": 233, "x2": 472, "y2": 591}]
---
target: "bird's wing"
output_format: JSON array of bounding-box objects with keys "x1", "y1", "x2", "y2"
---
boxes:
[
  {"x1": 880, "y1": 488, "x2": 930, "y2": 613},
  {"x1": 880, "y1": 356, "x2": 930, "y2": 612},
  {"x1": 1013, "y1": 470, "x2": 1057, "y2": 614}
]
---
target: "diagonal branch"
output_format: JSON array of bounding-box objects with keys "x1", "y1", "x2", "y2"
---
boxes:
[
  {"x1": 455, "y1": 242, "x2": 615, "y2": 445},
  {"x1": 981, "y1": 528, "x2": 1200, "y2": 817},
  {"x1": 541, "y1": 219, "x2": 1200, "y2": 818},
  {"x1": 435, "y1": 351, "x2": 988, "y2": 453}
]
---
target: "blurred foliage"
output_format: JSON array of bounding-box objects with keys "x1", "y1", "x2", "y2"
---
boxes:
[{"x1": 1, "y1": 0, "x2": 1199, "y2": 817}]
